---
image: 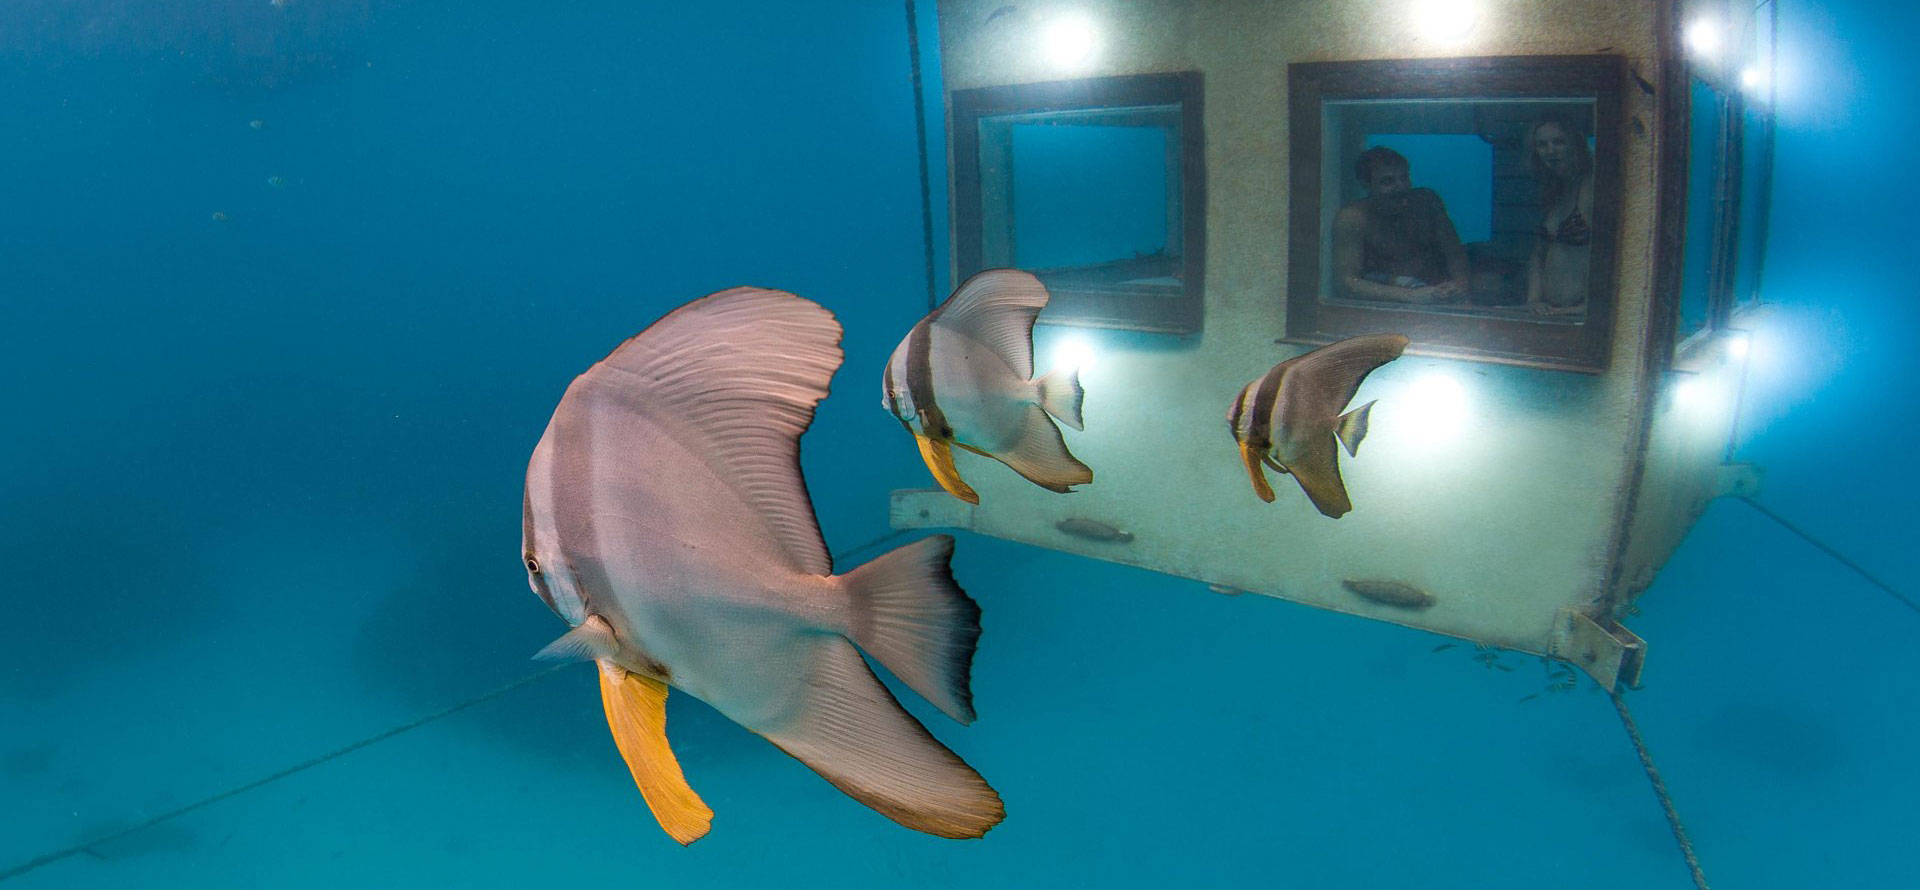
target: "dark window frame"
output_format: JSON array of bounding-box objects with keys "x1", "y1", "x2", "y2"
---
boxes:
[
  {"x1": 950, "y1": 71, "x2": 1207, "y2": 335},
  {"x1": 1671, "y1": 62, "x2": 1774, "y2": 365},
  {"x1": 1285, "y1": 55, "x2": 1628, "y2": 373}
]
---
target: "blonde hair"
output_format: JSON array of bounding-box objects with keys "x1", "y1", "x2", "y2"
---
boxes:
[{"x1": 1527, "y1": 116, "x2": 1593, "y2": 210}]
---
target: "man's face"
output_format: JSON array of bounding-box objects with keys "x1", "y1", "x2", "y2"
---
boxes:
[{"x1": 1366, "y1": 163, "x2": 1411, "y2": 210}]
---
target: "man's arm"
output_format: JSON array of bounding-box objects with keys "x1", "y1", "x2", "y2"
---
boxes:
[{"x1": 1431, "y1": 198, "x2": 1470, "y2": 292}]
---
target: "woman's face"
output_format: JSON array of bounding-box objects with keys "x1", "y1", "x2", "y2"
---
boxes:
[{"x1": 1533, "y1": 123, "x2": 1574, "y2": 174}]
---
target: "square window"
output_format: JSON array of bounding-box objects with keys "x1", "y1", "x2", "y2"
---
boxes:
[
  {"x1": 952, "y1": 72, "x2": 1205, "y2": 334},
  {"x1": 1286, "y1": 57, "x2": 1627, "y2": 372}
]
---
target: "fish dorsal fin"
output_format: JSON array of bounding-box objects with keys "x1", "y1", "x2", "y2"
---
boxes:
[
  {"x1": 587, "y1": 288, "x2": 842, "y2": 576},
  {"x1": 1280, "y1": 334, "x2": 1409, "y2": 429},
  {"x1": 931, "y1": 269, "x2": 1050, "y2": 381}
]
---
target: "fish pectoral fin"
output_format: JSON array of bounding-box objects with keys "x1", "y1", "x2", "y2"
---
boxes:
[
  {"x1": 1261, "y1": 454, "x2": 1291, "y2": 475},
  {"x1": 532, "y1": 614, "x2": 618, "y2": 662},
  {"x1": 916, "y1": 434, "x2": 980, "y2": 504},
  {"x1": 597, "y1": 661, "x2": 713, "y2": 845},
  {"x1": 1240, "y1": 441, "x2": 1276, "y2": 503}
]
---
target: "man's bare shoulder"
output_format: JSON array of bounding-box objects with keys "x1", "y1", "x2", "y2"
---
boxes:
[{"x1": 1333, "y1": 201, "x2": 1369, "y2": 230}]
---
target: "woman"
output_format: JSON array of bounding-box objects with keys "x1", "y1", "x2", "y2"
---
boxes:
[{"x1": 1525, "y1": 116, "x2": 1595, "y2": 317}]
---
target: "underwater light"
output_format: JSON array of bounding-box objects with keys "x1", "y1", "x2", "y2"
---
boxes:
[
  {"x1": 1669, "y1": 374, "x2": 1734, "y2": 424},
  {"x1": 1043, "y1": 11, "x2": 1101, "y2": 69},
  {"x1": 1050, "y1": 335, "x2": 1099, "y2": 375},
  {"x1": 1740, "y1": 65, "x2": 1769, "y2": 94},
  {"x1": 1725, "y1": 331, "x2": 1751, "y2": 361},
  {"x1": 1672, "y1": 376, "x2": 1706, "y2": 410},
  {"x1": 1402, "y1": 372, "x2": 1470, "y2": 440},
  {"x1": 1412, "y1": 0, "x2": 1481, "y2": 43},
  {"x1": 1684, "y1": 18, "x2": 1722, "y2": 58}
]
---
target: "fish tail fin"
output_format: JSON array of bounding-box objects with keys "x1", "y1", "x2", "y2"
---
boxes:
[
  {"x1": 1335, "y1": 400, "x2": 1376, "y2": 457},
  {"x1": 840, "y1": 534, "x2": 980, "y2": 725},
  {"x1": 760, "y1": 639, "x2": 1004, "y2": 839},
  {"x1": 990, "y1": 405, "x2": 1093, "y2": 493},
  {"x1": 1035, "y1": 367, "x2": 1085, "y2": 431},
  {"x1": 596, "y1": 661, "x2": 713, "y2": 845}
]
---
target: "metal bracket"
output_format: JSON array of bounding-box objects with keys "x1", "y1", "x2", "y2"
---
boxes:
[
  {"x1": 889, "y1": 488, "x2": 975, "y2": 531},
  {"x1": 1714, "y1": 462, "x2": 1763, "y2": 500},
  {"x1": 1549, "y1": 608, "x2": 1647, "y2": 692}
]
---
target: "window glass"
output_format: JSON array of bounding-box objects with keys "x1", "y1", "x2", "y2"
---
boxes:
[
  {"x1": 952, "y1": 73, "x2": 1204, "y2": 333},
  {"x1": 1677, "y1": 75, "x2": 1726, "y2": 343},
  {"x1": 1320, "y1": 98, "x2": 1597, "y2": 325},
  {"x1": 1002, "y1": 118, "x2": 1172, "y2": 278}
]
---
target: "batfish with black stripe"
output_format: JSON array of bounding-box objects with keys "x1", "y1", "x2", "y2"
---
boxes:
[
  {"x1": 881, "y1": 269, "x2": 1091, "y2": 503},
  {"x1": 1226, "y1": 333, "x2": 1409, "y2": 518}
]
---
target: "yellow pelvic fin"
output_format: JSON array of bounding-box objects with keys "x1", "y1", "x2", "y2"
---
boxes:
[
  {"x1": 1240, "y1": 440, "x2": 1276, "y2": 503},
  {"x1": 598, "y1": 661, "x2": 713, "y2": 845},
  {"x1": 916, "y1": 434, "x2": 980, "y2": 504}
]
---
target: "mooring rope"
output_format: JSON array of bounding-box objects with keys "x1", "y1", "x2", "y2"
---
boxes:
[
  {"x1": 834, "y1": 526, "x2": 912, "y2": 566},
  {"x1": 903, "y1": 0, "x2": 940, "y2": 312},
  {"x1": 1611, "y1": 689, "x2": 1712, "y2": 890},
  {"x1": 0, "y1": 527, "x2": 919, "y2": 883},
  {"x1": 1739, "y1": 495, "x2": 1920, "y2": 618},
  {"x1": 0, "y1": 664, "x2": 570, "y2": 883}
]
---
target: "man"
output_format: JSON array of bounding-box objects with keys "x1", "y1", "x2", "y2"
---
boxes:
[{"x1": 1330, "y1": 146, "x2": 1470, "y2": 305}]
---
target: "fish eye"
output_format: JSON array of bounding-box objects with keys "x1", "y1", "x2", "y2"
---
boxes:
[{"x1": 524, "y1": 556, "x2": 541, "y2": 574}]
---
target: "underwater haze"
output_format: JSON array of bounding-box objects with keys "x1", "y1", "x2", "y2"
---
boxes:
[{"x1": 2, "y1": 1, "x2": 1916, "y2": 888}]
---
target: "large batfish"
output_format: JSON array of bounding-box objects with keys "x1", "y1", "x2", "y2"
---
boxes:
[
  {"x1": 882, "y1": 269, "x2": 1090, "y2": 503},
  {"x1": 522, "y1": 288, "x2": 1003, "y2": 844},
  {"x1": 1227, "y1": 333, "x2": 1409, "y2": 518}
]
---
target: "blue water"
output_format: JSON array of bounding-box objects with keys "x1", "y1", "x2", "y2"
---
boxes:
[
  {"x1": 2, "y1": 1, "x2": 1915, "y2": 887},
  {"x1": 1011, "y1": 123, "x2": 1169, "y2": 268}
]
